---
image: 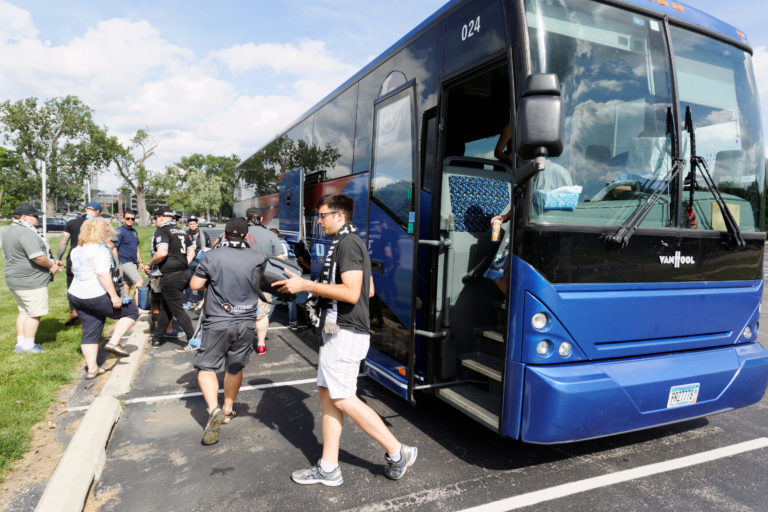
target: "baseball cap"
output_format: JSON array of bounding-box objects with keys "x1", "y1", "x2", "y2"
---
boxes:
[
  {"x1": 245, "y1": 207, "x2": 262, "y2": 218},
  {"x1": 188, "y1": 215, "x2": 199, "y2": 222},
  {"x1": 153, "y1": 208, "x2": 175, "y2": 217},
  {"x1": 225, "y1": 218, "x2": 248, "y2": 238},
  {"x1": 86, "y1": 201, "x2": 102, "y2": 210},
  {"x1": 14, "y1": 202, "x2": 41, "y2": 217}
]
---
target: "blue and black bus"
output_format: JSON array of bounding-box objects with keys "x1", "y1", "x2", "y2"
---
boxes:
[{"x1": 234, "y1": 0, "x2": 768, "y2": 443}]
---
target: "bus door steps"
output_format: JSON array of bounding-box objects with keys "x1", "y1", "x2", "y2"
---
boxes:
[
  {"x1": 474, "y1": 327, "x2": 504, "y2": 343},
  {"x1": 436, "y1": 384, "x2": 500, "y2": 430},
  {"x1": 461, "y1": 352, "x2": 502, "y2": 382}
]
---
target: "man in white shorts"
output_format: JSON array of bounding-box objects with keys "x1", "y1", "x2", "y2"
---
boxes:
[
  {"x1": 2, "y1": 202, "x2": 62, "y2": 353},
  {"x1": 273, "y1": 193, "x2": 417, "y2": 486}
]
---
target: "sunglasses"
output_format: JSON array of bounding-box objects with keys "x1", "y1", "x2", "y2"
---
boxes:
[
  {"x1": 317, "y1": 210, "x2": 339, "y2": 219},
  {"x1": 125, "y1": 217, "x2": 135, "y2": 221}
]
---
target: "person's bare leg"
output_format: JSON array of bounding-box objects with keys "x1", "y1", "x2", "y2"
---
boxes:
[
  {"x1": 319, "y1": 386, "x2": 344, "y2": 465},
  {"x1": 197, "y1": 371, "x2": 220, "y2": 412},
  {"x1": 255, "y1": 316, "x2": 269, "y2": 348},
  {"x1": 334, "y1": 395, "x2": 399, "y2": 454},
  {"x1": 81, "y1": 343, "x2": 99, "y2": 373},
  {"x1": 21, "y1": 315, "x2": 41, "y2": 338},
  {"x1": 222, "y1": 371, "x2": 243, "y2": 414},
  {"x1": 108, "y1": 316, "x2": 136, "y2": 346}
]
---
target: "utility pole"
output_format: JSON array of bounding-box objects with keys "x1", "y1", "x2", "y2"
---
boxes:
[{"x1": 41, "y1": 160, "x2": 47, "y2": 237}]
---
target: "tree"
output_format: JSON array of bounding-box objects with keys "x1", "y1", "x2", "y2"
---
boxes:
[
  {"x1": 186, "y1": 169, "x2": 223, "y2": 220},
  {"x1": 173, "y1": 153, "x2": 239, "y2": 219},
  {"x1": 110, "y1": 128, "x2": 157, "y2": 226},
  {"x1": 0, "y1": 96, "x2": 109, "y2": 214},
  {"x1": 0, "y1": 146, "x2": 38, "y2": 217}
]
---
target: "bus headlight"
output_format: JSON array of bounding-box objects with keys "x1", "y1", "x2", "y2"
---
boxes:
[
  {"x1": 558, "y1": 342, "x2": 572, "y2": 358},
  {"x1": 531, "y1": 312, "x2": 549, "y2": 330},
  {"x1": 536, "y1": 340, "x2": 552, "y2": 356},
  {"x1": 743, "y1": 326, "x2": 752, "y2": 339}
]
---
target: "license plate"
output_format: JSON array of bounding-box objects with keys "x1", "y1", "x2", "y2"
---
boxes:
[{"x1": 667, "y1": 383, "x2": 700, "y2": 408}]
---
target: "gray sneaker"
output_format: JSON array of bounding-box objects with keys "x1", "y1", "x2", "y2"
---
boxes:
[
  {"x1": 291, "y1": 460, "x2": 343, "y2": 486},
  {"x1": 384, "y1": 444, "x2": 417, "y2": 480},
  {"x1": 13, "y1": 344, "x2": 46, "y2": 354}
]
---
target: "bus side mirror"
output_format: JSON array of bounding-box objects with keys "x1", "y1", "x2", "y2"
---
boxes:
[{"x1": 515, "y1": 73, "x2": 564, "y2": 160}]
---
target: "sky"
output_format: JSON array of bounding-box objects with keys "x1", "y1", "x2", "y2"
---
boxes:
[{"x1": 0, "y1": 0, "x2": 766, "y2": 193}]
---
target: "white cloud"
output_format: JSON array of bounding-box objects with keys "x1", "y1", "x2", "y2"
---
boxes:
[
  {"x1": 0, "y1": 9, "x2": 359, "y2": 190},
  {"x1": 0, "y1": 0, "x2": 37, "y2": 40},
  {"x1": 209, "y1": 39, "x2": 357, "y2": 101}
]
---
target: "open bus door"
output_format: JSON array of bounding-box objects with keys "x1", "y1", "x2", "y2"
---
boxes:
[
  {"x1": 277, "y1": 168, "x2": 304, "y2": 242},
  {"x1": 364, "y1": 75, "x2": 421, "y2": 404}
]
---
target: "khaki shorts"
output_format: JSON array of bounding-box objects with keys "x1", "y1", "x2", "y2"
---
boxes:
[
  {"x1": 256, "y1": 293, "x2": 272, "y2": 321},
  {"x1": 317, "y1": 329, "x2": 370, "y2": 399},
  {"x1": 120, "y1": 262, "x2": 143, "y2": 286},
  {"x1": 10, "y1": 287, "x2": 49, "y2": 317}
]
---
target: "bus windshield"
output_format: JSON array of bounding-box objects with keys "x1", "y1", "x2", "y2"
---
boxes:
[{"x1": 524, "y1": 0, "x2": 765, "y2": 231}]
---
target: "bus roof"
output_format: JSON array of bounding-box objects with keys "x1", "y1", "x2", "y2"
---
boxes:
[{"x1": 237, "y1": 0, "x2": 751, "y2": 169}]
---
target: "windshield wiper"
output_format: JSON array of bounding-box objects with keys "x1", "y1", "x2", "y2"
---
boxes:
[
  {"x1": 684, "y1": 106, "x2": 745, "y2": 248},
  {"x1": 606, "y1": 107, "x2": 684, "y2": 248}
]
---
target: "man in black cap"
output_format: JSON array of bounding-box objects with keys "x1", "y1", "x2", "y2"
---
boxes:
[
  {"x1": 144, "y1": 209, "x2": 196, "y2": 349},
  {"x1": 58, "y1": 201, "x2": 102, "y2": 325},
  {"x1": 189, "y1": 218, "x2": 266, "y2": 445},
  {"x1": 183, "y1": 215, "x2": 210, "y2": 308},
  {"x1": 244, "y1": 207, "x2": 284, "y2": 354},
  {"x1": 2, "y1": 202, "x2": 62, "y2": 353}
]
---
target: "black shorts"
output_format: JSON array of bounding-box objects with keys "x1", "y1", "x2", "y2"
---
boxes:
[
  {"x1": 193, "y1": 321, "x2": 254, "y2": 374},
  {"x1": 68, "y1": 293, "x2": 139, "y2": 344}
]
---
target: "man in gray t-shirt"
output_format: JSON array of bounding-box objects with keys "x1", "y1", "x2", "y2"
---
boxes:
[
  {"x1": 190, "y1": 218, "x2": 265, "y2": 445},
  {"x1": 2, "y1": 202, "x2": 62, "y2": 354},
  {"x1": 243, "y1": 207, "x2": 285, "y2": 354}
]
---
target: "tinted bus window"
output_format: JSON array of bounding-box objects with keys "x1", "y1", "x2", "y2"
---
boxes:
[
  {"x1": 371, "y1": 88, "x2": 416, "y2": 228},
  {"x1": 670, "y1": 26, "x2": 765, "y2": 231},
  {"x1": 525, "y1": 0, "x2": 675, "y2": 227},
  {"x1": 314, "y1": 84, "x2": 358, "y2": 179},
  {"x1": 286, "y1": 116, "x2": 315, "y2": 146}
]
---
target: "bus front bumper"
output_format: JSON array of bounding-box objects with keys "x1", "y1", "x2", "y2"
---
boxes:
[{"x1": 519, "y1": 342, "x2": 768, "y2": 444}]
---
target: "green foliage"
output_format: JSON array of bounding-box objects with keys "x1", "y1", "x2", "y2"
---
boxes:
[
  {"x1": 238, "y1": 136, "x2": 340, "y2": 196},
  {"x1": 0, "y1": 96, "x2": 110, "y2": 211},
  {"x1": 0, "y1": 146, "x2": 38, "y2": 217},
  {"x1": 175, "y1": 153, "x2": 239, "y2": 217},
  {"x1": 186, "y1": 169, "x2": 223, "y2": 218},
  {"x1": 0, "y1": 227, "x2": 156, "y2": 482}
]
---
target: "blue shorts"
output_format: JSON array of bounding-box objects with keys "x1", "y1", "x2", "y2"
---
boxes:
[{"x1": 68, "y1": 293, "x2": 139, "y2": 344}]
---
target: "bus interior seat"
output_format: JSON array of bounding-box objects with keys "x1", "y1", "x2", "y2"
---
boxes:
[{"x1": 440, "y1": 164, "x2": 512, "y2": 295}]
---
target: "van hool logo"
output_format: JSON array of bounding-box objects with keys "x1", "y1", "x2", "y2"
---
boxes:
[{"x1": 659, "y1": 251, "x2": 695, "y2": 268}]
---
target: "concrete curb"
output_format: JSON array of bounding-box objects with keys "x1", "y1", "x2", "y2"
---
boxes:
[{"x1": 35, "y1": 315, "x2": 150, "y2": 512}]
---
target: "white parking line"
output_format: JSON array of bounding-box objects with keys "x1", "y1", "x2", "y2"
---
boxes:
[
  {"x1": 66, "y1": 376, "x2": 319, "y2": 412},
  {"x1": 458, "y1": 437, "x2": 768, "y2": 512}
]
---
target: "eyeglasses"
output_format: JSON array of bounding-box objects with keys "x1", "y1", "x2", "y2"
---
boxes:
[
  {"x1": 317, "y1": 210, "x2": 339, "y2": 220},
  {"x1": 124, "y1": 217, "x2": 135, "y2": 221}
]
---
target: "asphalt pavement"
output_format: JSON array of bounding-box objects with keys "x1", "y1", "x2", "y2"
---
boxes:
[{"x1": 6, "y1": 257, "x2": 768, "y2": 511}]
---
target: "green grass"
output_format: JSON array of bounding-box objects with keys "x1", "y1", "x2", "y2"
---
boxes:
[{"x1": 0, "y1": 226, "x2": 155, "y2": 482}]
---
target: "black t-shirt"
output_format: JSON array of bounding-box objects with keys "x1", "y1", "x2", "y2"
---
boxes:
[
  {"x1": 64, "y1": 215, "x2": 87, "y2": 273},
  {"x1": 194, "y1": 246, "x2": 265, "y2": 325},
  {"x1": 187, "y1": 228, "x2": 210, "y2": 256},
  {"x1": 328, "y1": 233, "x2": 371, "y2": 334},
  {"x1": 152, "y1": 222, "x2": 191, "y2": 273}
]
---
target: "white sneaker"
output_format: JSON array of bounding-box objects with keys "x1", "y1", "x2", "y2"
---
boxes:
[{"x1": 13, "y1": 344, "x2": 46, "y2": 354}]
